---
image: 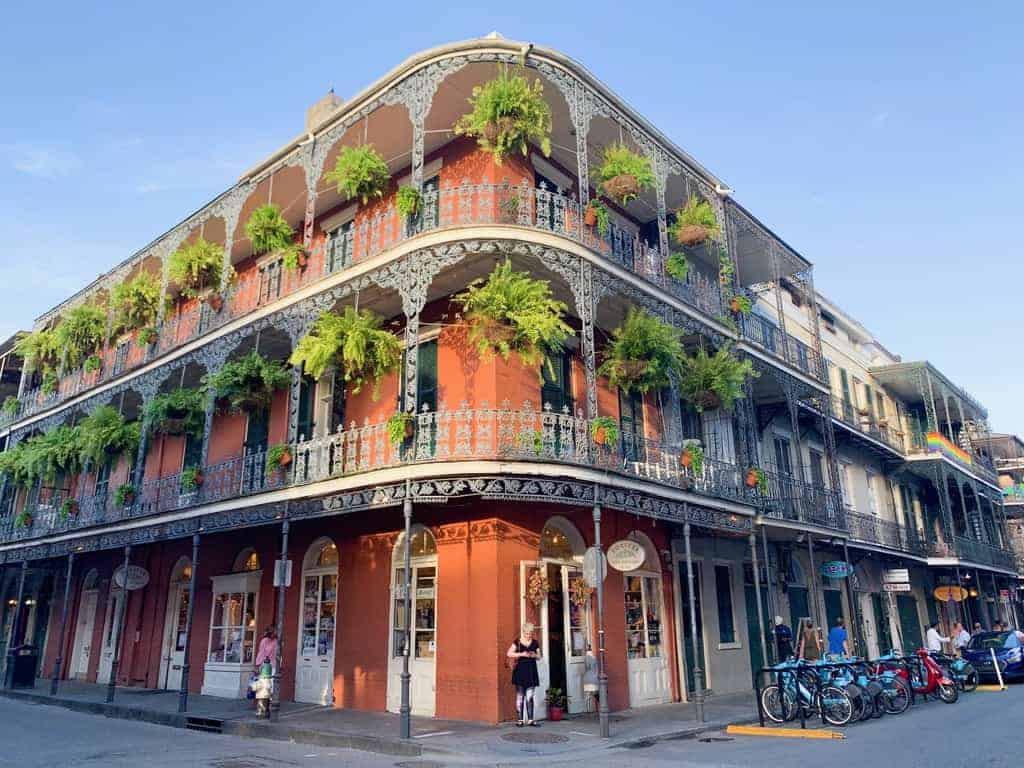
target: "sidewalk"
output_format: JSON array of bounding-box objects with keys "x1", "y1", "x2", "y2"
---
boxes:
[{"x1": 0, "y1": 679, "x2": 756, "y2": 762}]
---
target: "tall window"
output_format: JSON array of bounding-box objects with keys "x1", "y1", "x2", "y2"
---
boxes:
[
  {"x1": 400, "y1": 339, "x2": 438, "y2": 414},
  {"x1": 866, "y1": 470, "x2": 880, "y2": 515},
  {"x1": 327, "y1": 221, "x2": 353, "y2": 274},
  {"x1": 773, "y1": 435, "x2": 793, "y2": 476},
  {"x1": 208, "y1": 590, "x2": 256, "y2": 664},
  {"x1": 541, "y1": 351, "x2": 573, "y2": 413},
  {"x1": 296, "y1": 374, "x2": 315, "y2": 441},
  {"x1": 94, "y1": 461, "x2": 112, "y2": 498},
  {"x1": 839, "y1": 369, "x2": 853, "y2": 419},
  {"x1": 619, "y1": 390, "x2": 644, "y2": 461},
  {"x1": 258, "y1": 259, "x2": 283, "y2": 304},
  {"x1": 808, "y1": 448, "x2": 826, "y2": 487},
  {"x1": 624, "y1": 575, "x2": 663, "y2": 659},
  {"x1": 714, "y1": 564, "x2": 736, "y2": 645}
]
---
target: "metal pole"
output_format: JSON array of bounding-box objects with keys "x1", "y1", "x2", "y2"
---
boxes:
[
  {"x1": 976, "y1": 568, "x2": 991, "y2": 628},
  {"x1": 841, "y1": 539, "x2": 863, "y2": 656},
  {"x1": 271, "y1": 518, "x2": 289, "y2": 720},
  {"x1": 749, "y1": 534, "x2": 768, "y2": 671},
  {"x1": 50, "y1": 553, "x2": 75, "y2": 695},
  {"x1": 178, "y1": 533, "x2": 200, "y2": 713},
  {"x1": 683, "y1": 521, "x2": 705, "y2": 722},
  {"x1": 399, "y1": 493, "x2": 412, "y2": 739},
  {"x1": 990, "y1": 572, "x2": 1004, "y2": 625},
  {"x1": 6, "y1": 561, "x2": 28, "y2": 682},
  {"x1": 760, "y1": 525, "x2": 778, "y2": 664},
  {"x1": 955, "y1": 566, "x2": 972, "y2": 629},
  {"x1": 806, "y1": 534, "x2": 819, "y2": 628},
  {"x1": 592, "y1": 501, "x2": 609, "y2": 738},
  {"x1": 106, "y1": 545, "x2": 131, "y2": 703}
]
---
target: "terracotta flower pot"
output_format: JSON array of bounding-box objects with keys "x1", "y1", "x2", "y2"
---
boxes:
[
  {"x1": 278, "y1": 449, "x2": 292, "y2": 467},
  {"x1": 593, "y1": 426, "x2": 607, "y2": 445},
  {"x1": 193, "y1": 472, "x2": 204, "y2": 486},
  {"x1": 675, "y1": 224, "x2": 708, "y2": 247},
  {"x1": 584, "y1": 205, "x2": 598, "y2": 227},
  {"x1": 730, "y1": 297, "x2": 742, "y2": 314},
  {"x1": 603, "y1": 174, "x2": 639, "y2": 201},
  {"x1": 206, "y1": 294, "x2": 223, "y2": 312},
  {"x1": 296, "y1": 251, "x2": 308, "y2": 269},
  {"x1": 548, "y1": 706, "x2": 564, "y2": 721},
  {"x1": 680, "y1": 450, "x2": 693, "y2": 468},
  {"x1": 745, "y1": 470, "x2": 759, "y2": 488},
  {"x1": 403, "y1": 420, "x2": 415, "y2": 439}
]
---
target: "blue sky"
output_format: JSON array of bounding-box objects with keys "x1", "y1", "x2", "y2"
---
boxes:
[{"x1": 1, "y1": 2, "x2": 1021, "y2": 433}]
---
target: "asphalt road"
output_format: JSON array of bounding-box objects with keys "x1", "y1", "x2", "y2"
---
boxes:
[{"x1": 0, "y1": 684, "x2": 1018, "y2": 768}]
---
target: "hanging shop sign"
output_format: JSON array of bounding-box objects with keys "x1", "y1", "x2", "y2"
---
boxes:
[
  {"x1": 882, "y1": 582, "x2": 911, "y2": 593},
  {"x1": 820, "y1": 561, "x2": 852, "y2": 579},
  {"x1": 606, "y1": 540, "x2": 646, "y2": 572},
  {"x1": 933, "y1": 585, "x2": 968, "y2": 602},
  {"x1": 583, "y1": 546, "x2": 607, "y2": 587},
  {"x1": 883, "y1": 568, "x2": 910, "y2": 583},
  {"x1": 1000, "y1": 589, "x2": 1010, "y2": 600},
  {"x1": 113, "y1": 565, "x2": 150, "y2": 591}
]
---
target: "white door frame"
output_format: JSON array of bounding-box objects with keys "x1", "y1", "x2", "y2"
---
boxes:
[
  {"x1": 159, "y1": 557, "x2": 191, "y2": 690},
  {"x1": 295, "y1": 537, "x2": 339, "y2": 705},
  {"x1": 387, "y1": 528, "x2": 438, "y2": 717},
  {"x1": 97, "y1": 587, "x2": 124, "y2": 685},
  {"x1": 70, "y1": 588, "x2": 99, "y2": 679}
]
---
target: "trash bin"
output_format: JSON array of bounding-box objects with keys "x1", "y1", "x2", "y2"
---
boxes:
[{"x1": 5, "y1": 644, "x2": 37, "y2": 689}]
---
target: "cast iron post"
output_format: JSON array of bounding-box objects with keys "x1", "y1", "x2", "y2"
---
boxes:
[
  {"x1": 50, "y1": 553, "x2": 74, "y2": 695},
  {"x1": 400, "y1": 492, "x2": 413, "y2": 739},
  {"x1": 272, "y1": 518, "x2": 289, "y2": 720},
  {"x1": 592, "y1": 499, "x2": 609, "y2": 738},
  {"x1": 178, "y1": 533, "x2": 200, "y2": 712},
  {"x1": 106, "y1": 545, "x2": 131, "y2": 703},
  {"x1": 684, "y1": 521, "x2": 705, "y2": 722}
]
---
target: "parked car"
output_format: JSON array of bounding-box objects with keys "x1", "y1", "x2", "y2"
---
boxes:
[{"x1": 962, "y1": 631, "x2": 1024, "y2": 681}]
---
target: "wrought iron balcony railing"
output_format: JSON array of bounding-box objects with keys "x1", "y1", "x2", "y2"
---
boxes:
[
  {"x1": 2, "y1": 181, "x2": 825, "y2": 428},
  {"x1": 1, "y1": 402, "x2": 765, "y2": 542},
  {"x1": 907, "y1": 430, "x2": 998, "y2": 482},
  {"x1": 830, "y1": 396, "x2": 906, "y2": 453},
  {"x1": 757, "y1": 466, "x2": 844, "y2": 531},
  {"x1": 844, "y1": 508, "x2": 926, "y2": 556}
]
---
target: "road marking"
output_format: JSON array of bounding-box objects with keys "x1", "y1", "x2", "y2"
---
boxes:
[
  {"x1": 976, "y1": 685, "x2": 1007, "y2": 692},
  {"x1": 726, "y1": 724, "x2": 845, "y2": 740},
  {"x1": 569, "y1": 731, "x2": 592, "y2": 736},
  {"x1": 413, "y1": 730, "x2": 454, "y2": 738}
]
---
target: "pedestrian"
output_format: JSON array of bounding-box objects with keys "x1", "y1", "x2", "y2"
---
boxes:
[
  {"x1": 507, "y1": 623, "x2": 541, "y2": 727},
  {"x1": 925, "y1": 621, "x2": 950, "y2": 652},
  {"x1": 254, "y1": 626, "x2": 279, "y2": 675},
  {"x1": 827, "y1": 616, "x2": 850, "y2": 658},
  {"x1": 798, "y1": 619, "x2": 821, "y2": 661},
  {"x1": 973, "y1": 620, "x2": 983, "y2": 634},
  {"x1": 953, "y1": 622, "x2": 971, "y2": 655},
  {"x1": 774, "y1": 616, "x2": 794, "y2": 661}
]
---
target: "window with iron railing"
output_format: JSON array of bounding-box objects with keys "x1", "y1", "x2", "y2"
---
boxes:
[
  {"x1": 619, "y1": 389, "x2": 645, "y2": 462},
  {"x1": 258, "y1": 259, "x2": 283, "y2": 304},
  {"x1": 113, "y1": 340, "x2": 129, "y2": 376},
  {"x1": 327, "y1": 221, "x2": 354, "y2": 274}
]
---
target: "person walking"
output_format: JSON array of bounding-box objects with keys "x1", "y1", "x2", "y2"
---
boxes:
[
  {"x1": 774, "y1": 616, "x2": 794, "y2": 661},
  {"x1": 953, "y1": 622, "x2": 971, "y2": 655},
  {"x1": 507, "y1": 623, "x2": 541, "y2": 727},
  {"x1": 925, "y1": 621, "x2": 950, "y2": 652},
  {"x1": 798, "y1": 619, "x2": 821, "y2": 661},
  {"x1": 827, "y1": 617, "x2": 850, "y2": 658},
  {"x1": 254, "y1": 626, "x2": 279, "y2": 674}
]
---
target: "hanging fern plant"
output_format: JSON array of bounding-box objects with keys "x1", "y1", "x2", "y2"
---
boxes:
[
  {"x1": 669, "y1": 194, "x2": 721, "y2": 247},
  {"x1": 678, "y1": 345, "x2": 757, "y2": 412},
  {"x1": 456, "y1": 259, "x2": 571, "y2": 375},
  {"x1": 2, "y1": 396, "x2": 19, "y2": 417},
  {"x1": 145, "y1": 388, "x2": 206, "y2": 438},
  {"x1": 21, "y1": 425, "x2": 82, "y2": 482},
  {"x1": 595, "y1": 143, "x2": 656, "y2": 204},
  {"x1": 0, "y1": 442, "x2": 33, "y2": 487},
  {"x1": 395, "y1": 186, "x2": 422, "y2": 220},
  {"x1": 167, "y1": 237, "x2": 227, "y2": 299},
  {"x1": 324, "y1": 144, "x2": 391, "y2": 204},
  {"x1": 454, "y1": 66, "x2": 552, "y2": 164},
  {"x1": 14, "y1": 328, "x2": 59, "y2": 376},
  {"x1": 112, "y1": 272, "x2": 161, "y2": 334},
  {"x1": 666, "y1": 253, "x2": 690, "y2": 283},
  {"x1": 55, "y1": 303, "x2": 107, "y2": 370},
  {"x1": 289, "y1": 307, "x2": 402, "y2": 400},
  {"x1": 245, "y1": 204, "x2": 306, "y2": 270},
  {"x1": 76, "y1": 406, "x2": 141, "y2": 467},
  {"x1": 205, "y1": 351, "x2": 291, "y2": 413},
  {"x1": 598, "y1": 307, "x2": 685, "y2": 393}
]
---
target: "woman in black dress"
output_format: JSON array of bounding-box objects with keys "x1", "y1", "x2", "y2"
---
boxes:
[{"x1": 507, "y1": 622, "x2": 542, "y2": 726}]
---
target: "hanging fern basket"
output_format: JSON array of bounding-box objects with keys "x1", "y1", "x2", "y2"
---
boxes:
[
  {"x1": 675, "y1": 224, "x2": 710, "y2": 247},
  {"x1": 603, "y1": 174, "x2": 639, "y2": 202},
  {"x1": 696, "y1": 390, "x2": 722, "y2": 411}
]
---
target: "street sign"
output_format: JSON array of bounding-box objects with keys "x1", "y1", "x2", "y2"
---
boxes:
[
  {"x1": 820, "y1": 561, "x2": 852, "y2": 579},
  {"x1": 583, "y1": 546, "x2": 607, "y2": 587},
  {"x1": 273, "y1": 558, "x2": 293, "y2": 587},
  {"x1": 113, "y1": 565, "x2": 149, "y2": 591},
  {"x1": 883, "y1": 582, "x2": 911, "y2": 593},
  {"x1": 883, "y1": 569, "x2": 910, "y2": 583},
  {"x1": 606, "y1": 540, "x2": 645, "y2": 572}
]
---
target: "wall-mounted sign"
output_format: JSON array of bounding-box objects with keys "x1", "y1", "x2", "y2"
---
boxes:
[
  {"x1": 606, "y1": 540, "x2": 646, "y2": 572},
  {"x1": 882, "y1": 582, "x2": 911, "y2": 593},
  {"x1": 583, "y1": 546, "x2": 607, "y2": 587},
  {"x1": 933, "y1": 585, "x2": 967, "y2": 602},
  {"x1": 113, "y1": 565, "x2": 149, "y2": 591},
  {"x1": 820, "y1": 561, "x2": 852, "y2": 579},
  {"x1": 883, "y1": 569, "x2": 910, "y2": 584}
]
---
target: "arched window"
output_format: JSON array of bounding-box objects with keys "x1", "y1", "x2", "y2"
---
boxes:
[
  {"x1": 539, "y1": 516, "x2": 584, "y2": 561},
  {"x1": 303, "y1": 537, "x2": 339, "y2": 570},
  {"x1": 170, "y1": 556, "x2": 192, "y2": 584},
  {"x1": 233, "y1": 548, "x2": 260, "y2": 573},
  {"x1": 623, "y1": 532, "x2": 663, "y2": 661},
  {"x1": 82, "y1": 569, "x2": 99, "y2": 591},
  {"x1": 394, "y1": 526, "x2": 437, "y2": 561}
]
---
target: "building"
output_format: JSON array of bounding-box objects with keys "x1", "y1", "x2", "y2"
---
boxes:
[{"x1": 0, "y1": 35, "x2": 1016, "y2": 725}]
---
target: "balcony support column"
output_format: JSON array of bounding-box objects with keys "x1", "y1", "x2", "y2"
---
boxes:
[
  {"x1": 734, "y1": 388, "x2": 758, "y2": 470},
  {"x1": 198, "y1": 392, "x2": 217, "y2": 470},
  {"x1": 592, "y1": 497, "x2": 610, "y2": 738},
  {"x1": 683, "y1": 519, "x2": 705, "y2": 721},
  {"x1": 399, "y1": 492, "x2": 412, "y2": 739},
  {"x1": 106, "y1": 545, "x2": 131, "y2": 703},
  {"x1": 941, "y1": 386, "x2": 957, "y2": 445},
  {"x1": 806, "y1": 533, "x2": 821, "y2": 629},
  {"x1": 50, "y1": 552, "x2": 74, "y2": 696},
  {"x1": 975, "y1": 568, "x2": 992, "y2": 629},
  {"x1": 760, "y1": 525, "x2": 778, "y2": 663},
  {"x1": 178, "y1": 533, "x2": 200, "y2": 713},
  {"x1": 271, "y1": 517, "x2": 289, "y2": 720},
  {"x1": 770, "y1": 247, "x2": 790, "y2": 364},
  {"x1": 654, "y1": 161, "x2": 669, "y2": 276},
  {"x1": 782, "y1": 383, "x2": 806, "y2": 520},
  {"x1": 919, "y1": 368, "x2": 939, "y2": 435},
  {"x1": 840, "y1": 538, "x2": 864, "y2": 657},
  {"x1": 581, "y1": 261, "x2": 598, "y2": 420},
  {"x1": 955, "y1": 565, "x2": 972, "y2": 628},
  {"x1": 749, "y1": 533, "x2": 769, "y2": 671},
  {"x1": 933, "y1": 464, "x2": 957, "y2": 544}
]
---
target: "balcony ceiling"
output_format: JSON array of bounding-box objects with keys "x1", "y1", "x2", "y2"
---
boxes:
[{"x1": 870, "y1": 361, "x2": 988, "y2": 421}]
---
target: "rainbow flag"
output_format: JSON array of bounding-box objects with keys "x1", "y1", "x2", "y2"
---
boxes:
[{"x1": 926, "y1": 431, "x2": 972, "y2": 465}]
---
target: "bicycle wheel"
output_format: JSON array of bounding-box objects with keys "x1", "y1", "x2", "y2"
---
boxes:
[
  {"x1": 820, "y1": 685, "x2": 854, "y2": 727},
  {"x1": 883, "y1": 677, "x2": 911, "y2": 715},
  {"x1": 962, "y1": 667, "x2": 978, "y2": 693},
  {"x1": 761, "y1": 685, "x2": 796, "y2": 723},
  {"x1": 938, "y1": 682, "x2": 959, "y2": 704}
]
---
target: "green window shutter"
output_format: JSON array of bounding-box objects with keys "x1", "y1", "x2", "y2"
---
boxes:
[{"x1": 714, "y1": 564, "x2": 736, "y2": 644}]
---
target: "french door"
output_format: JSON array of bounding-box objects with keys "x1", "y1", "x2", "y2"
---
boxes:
[
  {"x1": 387, "y1": 561, "x2": 437, "y2": 716},
  {"x1": 71, "y1": 590, "x2": 98, "y2": 679},
  {"x1": 97, "y1": 589, "x2": 123, "y2": 684},
  {"x1": 295, "y1": 568, "x2": 338, "y2": 704},
  {"x1": 161, "y1": 581, "x2": 189, "y2": 690}
]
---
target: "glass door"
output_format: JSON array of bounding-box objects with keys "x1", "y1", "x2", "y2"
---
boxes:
[{"x1": 296, "y1": 571, "x2": 337, "y2": 704}]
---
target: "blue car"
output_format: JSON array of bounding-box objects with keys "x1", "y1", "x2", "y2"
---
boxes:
[{"x1": 962, "y1": 631, "x2": 1024, "y2": 681}]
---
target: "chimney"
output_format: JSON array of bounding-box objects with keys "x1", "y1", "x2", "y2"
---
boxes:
[{"x1": 306, "y1": 89, "x2": 343, "y2": 134}]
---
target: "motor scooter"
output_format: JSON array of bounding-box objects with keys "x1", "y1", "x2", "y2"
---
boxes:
[{"x1": 873, "y1": 650, "x2": 958, "y2": 704}]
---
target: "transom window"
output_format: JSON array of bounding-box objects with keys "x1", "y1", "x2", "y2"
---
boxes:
[
  {"x1": 314, "y1": 541, "x2": 339, "y2": 567},
  {"x1": 540, "y1": 523, "x2": 575, "y2": 560},
  {"x1": 233, "y1": 548, "x2": 260, "y2": 573}
]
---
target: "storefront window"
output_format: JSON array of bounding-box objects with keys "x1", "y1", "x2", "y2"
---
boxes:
[
  {"x1": 208, "y1": 591, "x2": 256, "y2": 663},
  {"x1": 624, "y1": 575, "x2": 663, "y2": 659}
]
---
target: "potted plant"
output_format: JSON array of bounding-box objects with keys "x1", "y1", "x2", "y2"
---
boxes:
[
  {"x1": 453, "y1": 66, "x2": 552, "y2": 164},
  {"x1": 745, "y1": 467, "x2": 768, "y2": 494},
  {"x1": 678, "y1": 345, "x2": 757, "y2": 412},
  {"x1": 114, "y1": 483, "x2": 137, "y2": 508},
  {"x1": 205, "y1": 351, "x2": 291, "y2": 413},
  {"x1": 718, "y1": 248, "x2": 735, "y2": 287},
  {"x1": 167, "y1": 237, "x2": 227, "y2": 301},
  {"x1": 290, "y1": 307, "x2": 402, "y2": 400},
  {"x1": 670, "y1": 194, "x2": 721, "y2": 247},
  {"x1": 324, "y1": 144, "x2": 391, "y2": 204},
  {"x1": 666, "y1": 252, "x2": 690, "y2": 283},
  {"x1": 55, "y1": 302, "x2": 107, "y2": 371},
  {"x1": 112, "y1": 272, "x2": 161, "y2": 336},
  {"x1": 179, "y1": 467, "x2": 204, "y2": 492},
  {"x1": 395, "y1": 185, "x2": 422, "y2": 220},
  {"x1": 14, "y1": 509, "x2": 33, "y2": 529},
  {"x1": 83, "y1": 355, "x2": 102, "y2": 374},
  {"x1": 265, "y1": 443, "x2": 293, "y2": 474},
  {"x1": 589, "y1": 416, "x2": 619, "y2": 446},
  {"x1": 498, "y1": 192, "x2": 521, "y2": 224},
  {"x1": 598, "y1": 308, "x2": 686, "y2": 394},
  {"x1": 2, "y1": 396, "x2": 19, "y2": 418},
  {"x1": 76, "y1": 406, "x2": 140, "y2": 468},
  {"x1": 137, "y1": 326, "x2": 158, "y2": 346},
  {"x1": 456, "y1": 260, "x2": 571, "y2": 379},
  {"x1": 14, "y1": 327, "x2": 59, "y2": 382},
  {"x1": 595, "y1": 143, "x2": 656, "y2": 204},
  {"x1": 41, "y1": 369, "x2": 58, "y2": 395},
  {"x1": 145, "y1": 388, "x2": 206, "y2": 438},
  {"x1": 680, "y1": 442, "x2": 704, "y2": 475},
  {"x1": 584, "y1": 198, "x2": 610, "y2": 237},
  {"x1": 59, "y1": 497, "x2": 78, "y2": 521},
  {"x1": 545, "y1": 688, "x2": 568, "y2": 721},
  {"x1": 245, "y1": 204, "x2": 306, "y2": 270},
  {"x1": 200, "y1": 288, "x2": 224, "y2": 313},
  {"x1": 387, "y1": 411, "x2": 415, "y2": 445},
  {"x1": 21, "y1": 425, "x2": 82, "y2": 484},
  {"x1": 729, "y1": 295, "x2": 752, "y2": 316}
]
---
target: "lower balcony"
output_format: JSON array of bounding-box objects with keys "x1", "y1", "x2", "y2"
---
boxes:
[
  {"x1": 926, "y1": 535, "x2": 1017, "y2": 571},
  {"x1": 3, "y1": 404, "x2": 760, "y2": 542},
  {"x1": 844, "y1": 508, "x2": 926, "y2": 556},
  {"x1": 758, "y1": 467, "x2": 843, "y2": 530}
]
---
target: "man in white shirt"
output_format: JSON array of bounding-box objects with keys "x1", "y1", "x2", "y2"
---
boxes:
[
  {"x1": 953, "y1": 622, "x2": 971, "y2": 655},
  {"x1": 926, "y1": 621, "x2": 950, "y2": 652}
]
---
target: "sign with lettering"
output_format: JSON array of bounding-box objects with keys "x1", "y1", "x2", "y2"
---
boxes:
[
  {"x1": 820, "y1": 561, "x2": 852, "y2": 579},
  {"x1": 882, "y1": 582, "x2": 911, "y2": 593},
  {"x1": 606, "y1": 540, "x2": 646, "y2": 572},
  {"x1": 883, "y1": 569, "x2": 910, "y2": 584},
  {"x1": 113, "y1": 565, "x2": 149, "y2": 591}
]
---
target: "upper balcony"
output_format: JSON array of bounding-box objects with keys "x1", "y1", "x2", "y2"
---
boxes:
[
  {"x1": 1, "y1": 37, "x2": 826, "y2": 433},
  {"x1": 827, "y1": 393, "x2": 906, "y2": 457}
]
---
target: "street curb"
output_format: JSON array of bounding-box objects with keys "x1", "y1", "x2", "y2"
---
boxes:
[
  {"x1": 609, "y1": 715, "x2": 759, "y2": 750},
  {"x1": 0, "y1": 689, "x2": 422, "y2": 758}
]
